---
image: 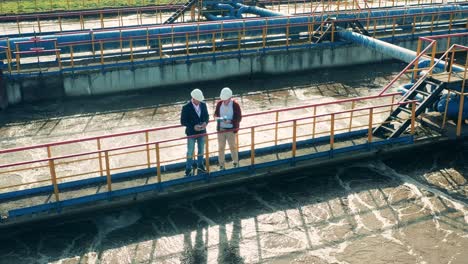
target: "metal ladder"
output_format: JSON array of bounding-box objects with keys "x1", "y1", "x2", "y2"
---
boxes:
[
  {"x1": 312, "y1": 19, "x2": 334, "y2": 43},
  {"x1": 163, "y1": 0, "x2": 199, "y2": 24},
  {"x1": 373, "y1": 78, "x2": 446, "y2": 138}
]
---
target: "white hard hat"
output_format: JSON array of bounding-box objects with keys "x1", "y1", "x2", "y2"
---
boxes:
[
  {"x1": 191, "y1": 88, "x2": 204, "y2": 102},
  {"x1": 220, "y1": 87, "x2": 233, "y2": 100}
]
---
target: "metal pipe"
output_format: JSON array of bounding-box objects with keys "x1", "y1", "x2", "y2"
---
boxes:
[
  {"x1": 337, "y1": 29, "x2": 465, "y2": 72},
  {"x1": 204, "y1": 3, "x2": 237, "y2": 21},
  {"x1": 0, "y1": 5, "x2": 466, "y2": 59},
  {"x1": 234, "y1": 3, "x2": 284, "y2": 18}
]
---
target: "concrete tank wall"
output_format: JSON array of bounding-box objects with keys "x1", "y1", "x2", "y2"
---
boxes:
[{"x1": 5, "y1": 35, "x2": 467, "y2": 104}]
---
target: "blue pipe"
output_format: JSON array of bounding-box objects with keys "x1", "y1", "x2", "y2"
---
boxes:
[
  {"x1": 205, "y1": 3, "x2": 282, "y2": 20},
  {"x1": 234, "y1": 3, "x2": 284, "y2": 18},
  {"x1": 337, "y1": 30, "x2": 417, "y2": 63},
  {"x1": 336, "y1": 30, "x2": 465, "y2": 72},
  {"x1": 0, "y1": 5, "x2": 466, "y2": 60}
]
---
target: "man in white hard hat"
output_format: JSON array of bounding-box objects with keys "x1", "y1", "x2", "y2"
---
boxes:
[
  {"x1": 214, "y1": 87, "x2": 242, "y2": 170},
  {"x1": 180, "y1": 88, "x2": 209, "y2": 176}
]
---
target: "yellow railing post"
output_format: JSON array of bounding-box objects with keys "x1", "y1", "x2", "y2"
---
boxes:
[
  {"x1": 15, "y1": 52, "x2": 20, "y2": 73},
  {"x1": 105, "y1": 151, "x2": 112, "y2": 191},
  {"x1": 91, "y1": 31, "x2": 96, "y2": 56},
  {"x1": 448, "y1": 51, "x2": 456, "y2": 83},
  {"x1": 212, "y1": 32, "x2": 216, "y2": 53},
  {"x1": 80, "y1": 14, "x2": 84, "y2": 30},
  {"x1": 368, "y1": 108, "x2": 373, "y2": 143},
  {"x1": 292, "y1": 120, "x2": 297, "y2": 158},
  {"x1": 145, "y1": 131, "x2": 151, "y2": 168},
  {"x1": 236, "y1": 132, "x2": 239, "y2": 154},
  {"x1": 155, "y1": 143, "x2": 161, "y2": 183},
  {"x1": 58, "y1": 16, "x2": 63, "y2": 32},
  {"x1": 250, "y1": 127, "x2": 255, "y2": 166},
  {"x1": 411, "y1": 102, "x2": 416, "y2": 134},
  {"x1": 449, "y1": 13, "x2": 453, "y2": 32},
  {"x1": 146, "y1": 28, "x2": 150, "y2": 52},
  {"x1": 37, "y1": 17, "x2": 42, "y2": 33},
  {"x1": 55, "y1": 43, "x2": 62, "y2": 70},
  {"x1": 312, "y1": 106, "x2": 317, "y2": 138},
  {"x1": 70, "y1": 45, "x2": 74, "y2": 68},
  {"x1": 262, "y1": 27, "x2": 267, "y2": 49},
  {"x1": 349, "y1": 101, "x2": 355, "y2": 132},
  {"x1": 130, "y1": 38, "x2": 134, "y2": 63},
  {"x1": 429, "y1": 44, "x2": 437, "y2": 76},
  {"x1": 119, "y1": 30, "x2": 123, "y2": 53},
  {"x1": 16, "y1": 17, "x2": 21, "y2": 35},
  {"x1": 390, "y1": 94, "x2": 395, "y2": 113},
  {"x1": 205, "y1": 135, "x2": 210, "y2": 173},
  {"x1": 6, "y1": 41, "x2": 12, "y2": 74},
  {"x1": 373, "y1": 19, "x2": 377, "y2": 38},
  {"x1": 331, "y1": 22, "x2": 335, "y2": 42},
  {"x1": 47, "y1": 146, "x2": 60, "y2": 202},
  {"x1": 413, "y1": 39, "x2": 422, "y2": 79},
  {"x1": 330, "y1": 114, "x2": 335, "y2": 150},
  {"x1": 158, "y1": 35, "x2": 162, "y2": 59},
  {"x1": 99, "y1": 41, "x2": 104, "y2": 65},
  {"x1": 456, "y1": 54, "x2": 468, "y2": 137},
  {"x1": 186, "y1": 33, "x2": 189, "y2": 56},
  {"x1": 97, "y1": 138, "x2": 104, "y2": 176},
  {"x1": 274, "y1": 111, "x2": 279, "y2": 145},
  {"x1": 238, "y1": 29, "x2": 242, "y2": 50},
  {"x1": 442, "y1": 90, "x2": 451, "y2": 129},
  {"x1": 100, "y1": 12, "x2": 104, "y2": 28},
  {"x1": 430, "y1": 14, "x2": 435, "y2": 33}
]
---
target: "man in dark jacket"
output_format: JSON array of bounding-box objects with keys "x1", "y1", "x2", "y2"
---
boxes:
[{"x1": 180, "y1": 89, "x2": 209, "y2": 176}]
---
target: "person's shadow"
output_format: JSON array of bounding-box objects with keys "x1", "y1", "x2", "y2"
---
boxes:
[
  {"x1": 181, "y1": 226, "x2": 208, "y2": 264},
  {"x1": 218, "y1": 219, "x2": 244, "y2": 264}
]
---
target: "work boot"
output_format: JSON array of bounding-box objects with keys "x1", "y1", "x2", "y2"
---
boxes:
[
  {"x1": 233, "y1": 162, "x2": 239, "y2": 168},
  {"x1": 198, "y1": 165, "x2": 207, "y2": 173},
  {"x1": 185, "y1": 168, "x2": 192, "y2": 177},
  {"x1": 219, "y1": 165, "x2": 225, "y2": 171}
]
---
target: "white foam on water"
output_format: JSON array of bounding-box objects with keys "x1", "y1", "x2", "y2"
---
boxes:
[
  {"x1": 335, "y1": 171, "x2": 370, "y2": 232},
  {"x1": 83, "y1": 209, "x2": 141, "y2": 264},
  {"x1": 368, "y1": 161, "x2": 468, "y2": 230}
]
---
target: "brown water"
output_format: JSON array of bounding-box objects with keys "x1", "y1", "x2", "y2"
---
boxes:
[{"x1": 0, "y1": 62, "x2": 466, "y2": 264}]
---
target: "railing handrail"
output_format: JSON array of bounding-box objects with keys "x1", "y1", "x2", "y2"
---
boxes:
[
  {"x1": 378, "y1": 38, "x2": 437, "y2": 95},
  {"x1": 400, "y1": 43, "x2": 468, "y2": 102},
  {"x1": 0, "y1": 92, "x2": 400, "y2": 155},
  {"x1": 52, "y1": 8, "x2": 468, "y2": 45},
  {"x1": 0, "y1": 99, "x2": 416, "y2": 170}
]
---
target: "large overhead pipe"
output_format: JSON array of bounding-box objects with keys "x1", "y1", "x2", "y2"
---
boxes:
[
  {"x1": 337, "y1": 29, "x2": 465, "y2": 72},
  {"x1": 204, "y1": 3, "x2": 283, "y2": 20},
  {"x1": 234, "y1": 3, "x2": 284, "y2": 18},
  {"x1": 0, "y1": 4, "x2": 466, "y2": 59},
  {"x1": 204, "y1": 3, "x2": 237, "y2": 20}
]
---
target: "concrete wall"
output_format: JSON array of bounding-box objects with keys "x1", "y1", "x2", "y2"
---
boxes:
[{"x1": 4, "y1": 35, "x2": 467, "y2": 105}]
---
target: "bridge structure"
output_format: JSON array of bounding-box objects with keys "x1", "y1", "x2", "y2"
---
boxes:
[
  {"x1": 0, "y1": 1, "x2": 467, "y2": 226},
  {"x1": 0, "y1": 31, "x2": 467, "y2": 226}
]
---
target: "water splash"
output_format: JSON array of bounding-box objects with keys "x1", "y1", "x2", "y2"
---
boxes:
[{"x1": 83, "y1": 209, "x2": 142, "y2": 263}]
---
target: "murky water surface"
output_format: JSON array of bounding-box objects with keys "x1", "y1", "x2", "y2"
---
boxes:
[
  {"x1": 0, "y1": 146, "x2": 466, "y2": 264},
  {"x1": 0, "y1": 62, "x2": 466, "y2": 264}
]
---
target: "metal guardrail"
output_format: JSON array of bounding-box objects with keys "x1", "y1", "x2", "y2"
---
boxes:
[
  {"x1": 0, "y1": 0, "x2": 465, "y2": 15},
  {"x1": 2, "y1": 9, "x2": 467, "y2": 76},
  {"x1": 0, "y1": 93, "x2": 406, "y2": 201}
]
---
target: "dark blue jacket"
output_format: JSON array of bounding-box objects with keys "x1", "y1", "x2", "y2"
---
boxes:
[{"x1": 180, "y1": 101, "x2": 209, "y2": 136}]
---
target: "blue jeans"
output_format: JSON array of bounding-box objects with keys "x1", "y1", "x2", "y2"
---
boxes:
[{"x1": 186, "y1": 135, "x2": 205, "y2": 170}]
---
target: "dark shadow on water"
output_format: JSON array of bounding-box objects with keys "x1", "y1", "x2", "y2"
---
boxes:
[{"x1": 0, "y1": 142, "x2": 466, "y2": 264}]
